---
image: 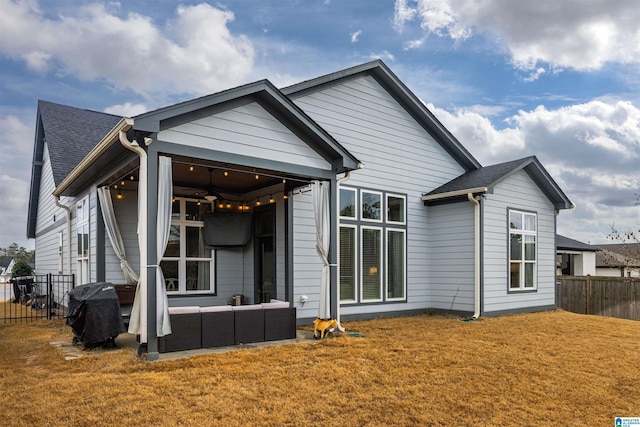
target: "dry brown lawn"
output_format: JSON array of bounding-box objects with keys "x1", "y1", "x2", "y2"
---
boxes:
[{"x1": 0, "y1": 309, "x2": 638, "y2": 426}]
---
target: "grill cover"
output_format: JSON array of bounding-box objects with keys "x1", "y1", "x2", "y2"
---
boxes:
[{"x1": 66, "y1": 282, "x2": 125, "y2": 348}]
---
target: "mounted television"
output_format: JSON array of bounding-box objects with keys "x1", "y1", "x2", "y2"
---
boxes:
[{"x1": 203, "y1": 211, "x2": 252, "y2": 248}]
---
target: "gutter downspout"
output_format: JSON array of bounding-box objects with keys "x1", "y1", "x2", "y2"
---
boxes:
[
  {"x1": 335, "y1": 166, "x2": 361, "y2": 332},
  {"x1": 468, "y1": 193, "x2": 481, "y2": 319},
  {"x1": 119, "y1": 129, "x2": 148, "y2": 343},
  {"x1": 53, "y1": 196, "x2": 72, "y2": 279}
]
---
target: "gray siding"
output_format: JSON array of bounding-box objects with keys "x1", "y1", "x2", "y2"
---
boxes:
[
  {"x1": 157, "y1": 102, "x2": 330, "y2": 170},
  {"x1": 104, "y1": 188, "x2": 140, "y2": 284},
  {"x1": 291, "y1": 74, "x2": 466, "y2": 318},
  {"x1": 291, "y1": 191, "x2": 323, "y2": 319},
  {"x1": 482, "y1": 170, "x2": 556, "y2": 313},
  {"x1": 428, "y1": 202, "x2": 475, "y2": 312},
  {"x1": 34, "y1": 144, "x2": 69, "y2": 275}
]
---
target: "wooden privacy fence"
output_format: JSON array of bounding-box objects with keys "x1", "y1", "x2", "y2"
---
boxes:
[{"x1": 556, "y1": 275, "x2": 640, "y2": 321}]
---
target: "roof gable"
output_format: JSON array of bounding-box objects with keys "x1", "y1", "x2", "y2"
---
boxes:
[
  {"x1": 282, "y1": 60, "x2": 481, "y2": 172},
  {"x1": 423, "y1": 156, "x2": 574, "y2": 210},
  {"x1": 27, "y1": 101, "x2": 121, "y2": 238},
  {"x1": 134, "y1": 80, "x2": 360, "y2": 172}
]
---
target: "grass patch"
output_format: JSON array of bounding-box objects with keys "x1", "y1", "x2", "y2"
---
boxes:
[{"x1": 0, "y1": 310, "x2": 638, "y2": 426}]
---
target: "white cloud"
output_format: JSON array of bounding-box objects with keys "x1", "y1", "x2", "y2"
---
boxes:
[
  {"x1": 0, "y1": 112, "x2": 34, "y2": 248},
  {"x1": 0, "y1": 1, "x2": 255, "y2": 99},
  {"x1": 351, "y1": 30, "x2": 362, "y2": 43},
  {"x1": 369, "y1": 50, "x2": 395, "y2": 61},
  {"x1": 104, "y1": 102, "x2": 148, "y2": 117},
  {"x1": 429, "y1": 98, "x2": 640, "y2": 244},
  {"x1": 393, "y1": 0, "x2": 640, "y2": 72},
  {"x1": 403, "y1": 38, "x2": 424, "y2": 50}
]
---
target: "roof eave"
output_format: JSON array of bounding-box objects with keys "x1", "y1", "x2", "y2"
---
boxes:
[{"x1": 421, "y1": 187, "x2": 488, "y2": 203}]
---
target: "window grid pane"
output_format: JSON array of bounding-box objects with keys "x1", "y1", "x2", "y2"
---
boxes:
[
  {"x1": 361, "y1": 192, "x2": 381, "y2": 221},
  {"x1": 362, "y1": 228, "x2": 381, "y2": 300},
  {"x1": 387, "y1": 196, "x2": 405, "y2": 223},
  {"x1": 387, "y1": 230, "x2": 405, "y2": 299},
  {"x1": 339, "y1": 227, "x2": 356, "y2": 301},
  {"x1": 339, "y1": 189, "x2": 356, "y2": 218}
]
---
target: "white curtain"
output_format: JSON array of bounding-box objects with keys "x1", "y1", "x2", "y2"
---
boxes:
[
  {"x1": 155, "y1": 156, "x2": 172, "y2": 337},
  {"x1": 97, "y1": 186, "x2": 139, "y2": 284},
  {"x1": 128, "y1": 155, "x2": 172, "y2": 341},
  {"x1": 313, "y1": 180, "x2": 331, "y2": 320}
]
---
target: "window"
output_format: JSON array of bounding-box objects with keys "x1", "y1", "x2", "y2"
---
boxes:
[
  {"x1": 509, "y1": 210, "x2": 537, "y2": 290},
  {"x1": 339, "y1": 225, "x2": 357, "y2": 302},
  {"x1": 387, "y1": 229, "x2": 406, "y2": 300},
  {"x1": 387, "y1": 194, "x2": 406, "y2": 224},
  {"x1": 161, "y1": 198, "x2": 215, "y2": 294},
  {"x1": 361, "y1": 227, "x2": 382, "y2": 301},
  {"x1": 339, "y1": 188, "x2": 356, "y2": 218},
  {"x1": 76, "y1": 198, "x2": 90, "y2": 284},
  {"x1": 361, "y1": 190, "x2": 382, "y2": 222},
  {"x1": 339, "y1": 187, "x2": 407, "y2": 304}
]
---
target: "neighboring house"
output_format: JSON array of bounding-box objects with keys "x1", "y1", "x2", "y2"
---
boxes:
[
  {"x1": 0, "y1": 257, "x2": 14, "y2": 283},
  {"x1": 27, "y1": 60, "x2": 573, "y2": 358},
  {"x1": 556, "y1": 234, "x2": 598, "y2": 276},
  {"x1": 595, "y1": 244, "x2": 640, "y2": 278}
]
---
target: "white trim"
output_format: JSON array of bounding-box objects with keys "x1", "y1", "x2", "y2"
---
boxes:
[
  {"x1": 421, "y1": 187, "x2": 487, "y2": 202},
  {"x1": 361, "y1": 190, "x2": 383, "y2": 223},
  {"x1": 386, "y1": 193, "x2": 406, "y2": 225},
  {"x1": 508, "y1": 209, "x2": 538, "y2": 291},
  {"x1": 339, "y1": 186, "x2": 357, "y2": 220},
  {"x1": 163, "y1": 197, "x2": 215, "y2": 294}
]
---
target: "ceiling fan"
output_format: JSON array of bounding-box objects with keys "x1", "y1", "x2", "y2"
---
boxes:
[{"x1": 203, "y1": 168, "x2": 221, "y2": 202}]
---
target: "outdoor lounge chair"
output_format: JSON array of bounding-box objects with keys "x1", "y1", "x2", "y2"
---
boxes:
[{"x1": 233, "y1": 304, "x2": 265, "y2": 344}]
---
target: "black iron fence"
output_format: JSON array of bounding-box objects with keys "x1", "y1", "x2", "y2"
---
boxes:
[{"x1": 1, "y1": 274, "x2": 75, "y2": 323}]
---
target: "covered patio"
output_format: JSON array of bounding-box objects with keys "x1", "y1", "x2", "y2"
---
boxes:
[{"x1": 55, "y1": 80, "x2": 359, "y2": 359}]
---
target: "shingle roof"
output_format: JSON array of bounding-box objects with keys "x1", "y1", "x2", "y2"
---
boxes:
[
  {"x1": 423, "y1": 156, "x2": 573, "y2": 210},
  {"x1": 425, "y1": 157, "x2": 533, "y2": 196},
  {"x1": 38, "y1": 100, "x2": 122, "y2": 186},
  {"x1": 556, "y1": 234, "x2": 599, "y2": 252}
]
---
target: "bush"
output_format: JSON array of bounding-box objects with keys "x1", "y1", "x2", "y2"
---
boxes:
[{"x1": 12, "y1": 260, "x2": 33, "y2": 278}]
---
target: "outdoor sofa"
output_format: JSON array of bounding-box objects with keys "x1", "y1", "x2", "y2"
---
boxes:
[{"x1": 158, "y1": 300, "x2": 296, "y2": 353}]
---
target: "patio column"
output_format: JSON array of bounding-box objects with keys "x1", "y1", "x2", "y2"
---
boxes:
[
  {"x1": 145, "y1": 146, "x2": 159, "y2": 359},
  {"x1": 329, "y1": 178, "x2": 338, "y2": 319}
]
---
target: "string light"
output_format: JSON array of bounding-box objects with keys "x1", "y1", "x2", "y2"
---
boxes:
[
  {"x1": 269, "y1": 195, "x2": 275, "y2": 203},
  {"x1": 116, "y1": 189, "x2": 123, "y2": 200},
  {"x1": 130, "y1": 175, "x2": 135, "y2": 181},
  {"x1": 189, "y1": 165, "x2": 194, "y2": 172},
  {"x1": 256, "y1": 199, "x2": 261, "y2": 206},
  {"x1": 224, "y1": 170, "x2": 229, "y2": 177},
  {"x1": 283, "y1": 194, "x2": 289, "y2": 200},
  {"x1": 255, "y1": 174, "x2": 259, "y2": 180},
  {"x1": 121, "y1": 180, "x2": 125, "y2": 186}
]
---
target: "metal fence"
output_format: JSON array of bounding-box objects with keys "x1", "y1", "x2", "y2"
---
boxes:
[
  {"x1": 1, "y1": 274, "x2": 75, "y2": 323},
  {"x1": 557, "y1": 275, "x2": 640, "y2": 321}
]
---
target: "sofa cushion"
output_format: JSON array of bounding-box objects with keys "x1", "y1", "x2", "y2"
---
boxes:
[
  {"x1": 200, "y1": 305, "x2": 232, "y2": 313},
  {"x1": 168, "y1": 306, "x2": 200, "y2": 314},
  {"x1": 231, "y1": 304, "x2": 263, "y2": 311},
  {"x1": 261, "y1": 301, "x2": 290, "y2": 309}
]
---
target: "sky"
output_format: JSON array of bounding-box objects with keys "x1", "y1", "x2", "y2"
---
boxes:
[{"x1": 0, "y1": 0, "x2": 638, "y2": 250}]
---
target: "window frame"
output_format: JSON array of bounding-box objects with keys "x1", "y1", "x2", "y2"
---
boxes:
[
  {"x1": 338, "y1": 187, "x2": 407, "y2": 305},
  {"x1": 386, "y1": 227, "x2": 407, "y2": 301},
  {"x1": 162, "y1": 197, "x2": 216, "y2": 295},
  {"x1": 339, "y1": 187, "x2": 357, "y2": 220},
  {"x1": 338, "y1": 224, "x2": 358, "y2": 304},
  {"x1": 76, "y1": 197, "x2": 90, "y2": 284},
  {"x1": 360, "y1": 225, "x2": 383, "y2": 302},
  {"x1": 508, "y1": 209, "x2": 538, "y2": 292},
  {"x1": 360, "y1": 190, "x2": 383, "y2": 223},
  {"x1": 386, "y1": 193, "x2": 406, "y2": 225}
]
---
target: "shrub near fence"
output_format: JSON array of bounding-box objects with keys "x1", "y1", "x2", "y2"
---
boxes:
[{"x1": 557, "y1": 275, "x2": 640, "y2": 321}]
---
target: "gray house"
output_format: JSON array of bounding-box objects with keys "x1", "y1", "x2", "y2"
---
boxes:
[{"x1": 27, "y1": 60, "x2": 573, "y2": 358}]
